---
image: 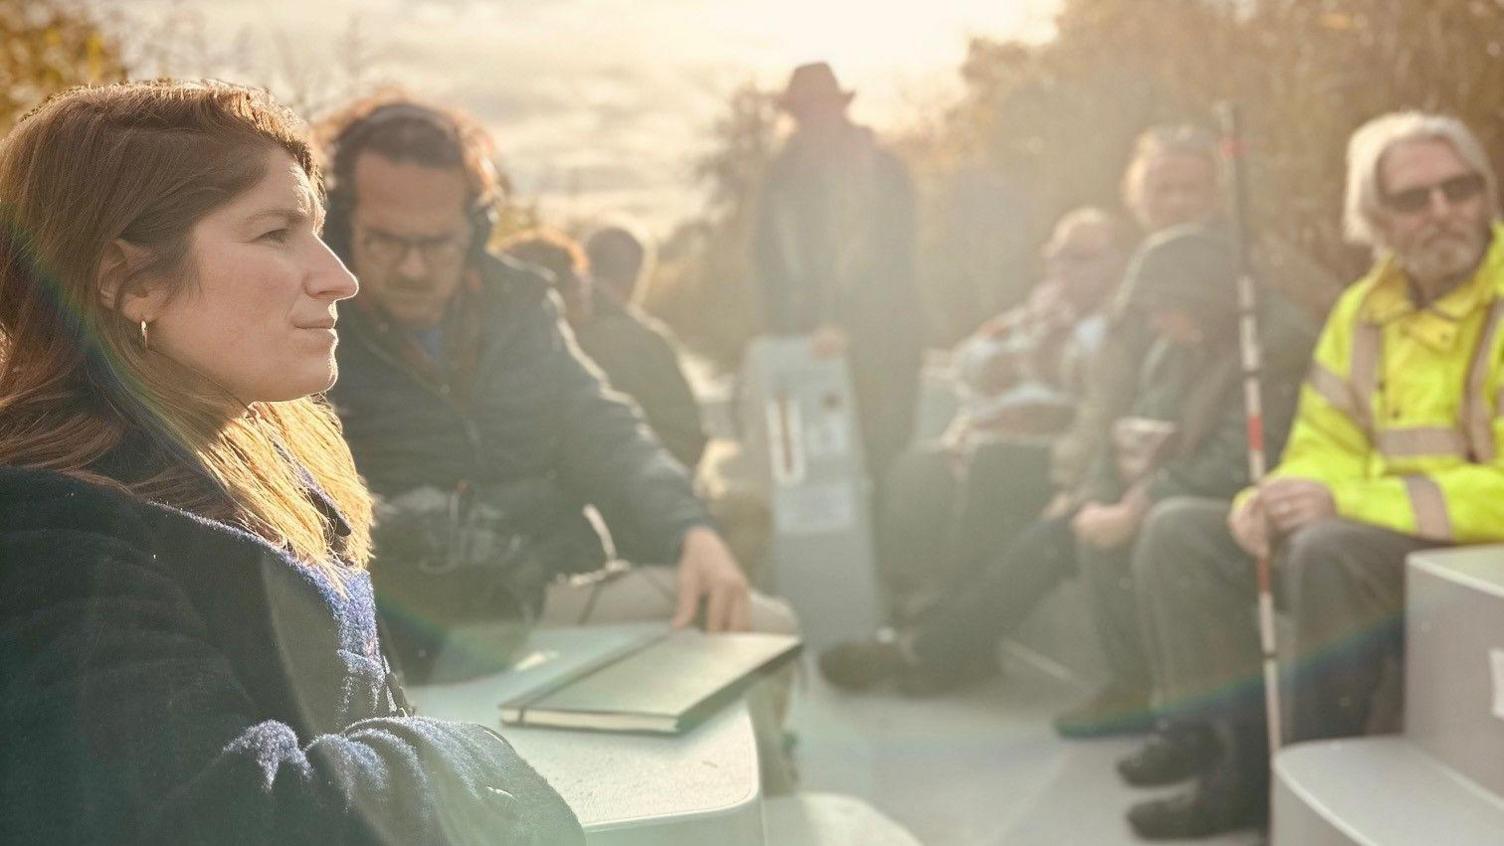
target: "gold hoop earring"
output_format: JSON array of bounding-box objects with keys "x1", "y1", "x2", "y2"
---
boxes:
[{"x1": 140, "y1": 320, "x2": 150, "y2": 351}]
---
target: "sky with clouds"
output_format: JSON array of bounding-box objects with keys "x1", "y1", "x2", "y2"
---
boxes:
[{"x1": 113, "y1": 0, "x2": 1060, "y2": 232}]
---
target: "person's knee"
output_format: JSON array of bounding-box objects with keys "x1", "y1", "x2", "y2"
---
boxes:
[
  {"x1": 1130, "y1": 497, "x2": 1228, "y2": 585},
  {"x1": 1281, "y1": 518, "x2": 1361, "y2": 576},
  {"x1": 1279, "y1": 519, "x2": 1396, "y2": 621}
]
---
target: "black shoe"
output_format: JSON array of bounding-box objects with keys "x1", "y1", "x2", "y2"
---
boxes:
[
  {"x1": 1053, "y1": 682, "x2": 1154, "y2": 738},
  {"x1": 1126, "y1": 745, "x2": 1269, "y2": 839},
  {"x1": 818, "y1": 637, "x2": 909, "y2": 691},
  {"x1": 1117, "y1": 724, "x2": 1221, "y2": 787}
]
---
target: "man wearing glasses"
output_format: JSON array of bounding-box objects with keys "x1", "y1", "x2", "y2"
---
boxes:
[
  {"x1": 1123, "y1": 112, "x2": 1504, "y2": 839},
  {"x1": 318, "y1": 97, "x2": 797, "y2": 699}
]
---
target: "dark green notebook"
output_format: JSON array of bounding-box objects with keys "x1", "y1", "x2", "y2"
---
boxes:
[{"x1": 499, "y1": 629, "x2": 802, "y2": 734}]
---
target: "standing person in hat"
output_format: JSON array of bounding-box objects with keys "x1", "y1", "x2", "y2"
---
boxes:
[{"x1": 753, "y1": 62, "x2": 924, "y2": 482}]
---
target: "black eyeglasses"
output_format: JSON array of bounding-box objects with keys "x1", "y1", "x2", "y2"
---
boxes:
[
  {"x1": 1381, "y1": 173, "x2": 1487, "y2": 214},
  {"x1": 356, "y1": 227, "x2": 471, "y2": 268}
]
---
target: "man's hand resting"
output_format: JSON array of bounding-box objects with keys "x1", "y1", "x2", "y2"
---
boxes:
[
  {"x1": 1260, "y1": 478, "x2": 1336, "y2": 535},
  {"x1": 672, "y1": 526, "x2": 751, "y2": 632},
  {"x1": 1228, "y1": 492, "x2": 1271, "y2": 559},
  {"x1": 1230, "y1": 478, "x2": 1336, "y2": 559}
]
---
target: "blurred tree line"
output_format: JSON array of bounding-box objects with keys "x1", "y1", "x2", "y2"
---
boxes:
[
  {"x1": 1, "y1": 0, "x2": 124, "y2": 133},
  {"x1": 0, "y1": 0, "x2": 378, "y2": 133},
  {"x1": 646, "y1": 0, "x2": 1504, "y2": 367},
  {"x1": 10, "y1": 0, "x2": 1504, "y2": 368},
  {"x1": 642, "y1": 84, "x2": 781, "y2": 368},
  {"x1": 1, "y1": 1, "x2": 545, "y2": 254}
]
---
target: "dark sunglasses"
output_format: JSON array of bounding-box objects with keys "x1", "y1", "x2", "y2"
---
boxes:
[{"x1": 1381, "y1": 172, "x2": 1486, "y2": 214}]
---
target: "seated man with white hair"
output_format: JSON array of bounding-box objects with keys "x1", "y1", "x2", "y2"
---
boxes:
[{"x1": 1123, "y1": 111, "x2": 1504, "y2": 839}]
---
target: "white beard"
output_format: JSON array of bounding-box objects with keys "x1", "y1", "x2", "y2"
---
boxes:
[{"x1": 1396, "y1": 223, "x2": 1490, "y2": 291}]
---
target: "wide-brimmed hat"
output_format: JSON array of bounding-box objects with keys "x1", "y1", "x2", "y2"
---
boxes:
[{"x1": 778, "y1": 62, "x2": 855, "y2": 111}]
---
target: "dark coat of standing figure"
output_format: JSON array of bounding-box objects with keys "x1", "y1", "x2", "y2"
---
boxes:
[
  {"x1": 0, "y1": 81, "x2": 581, "y2": 845},
  {"x1": 754, "y1": 62, "x2": 923, "y2": 479}
]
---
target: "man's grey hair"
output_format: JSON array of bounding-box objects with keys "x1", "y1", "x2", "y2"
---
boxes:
[
  {"x1": 1132, "y1": 124, "x2": 1219, "y2": 168},
  {"x1": 1344, "y1": 111, "x2": 1499, "y2": 247},
  {"x1": 1122, "y1": 124, "x2": 1219, "y2": 191}
]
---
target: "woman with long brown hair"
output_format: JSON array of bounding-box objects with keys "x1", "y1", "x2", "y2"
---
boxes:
[{"x1": 0, "y1": 80, "x2": 581, "y2": 844}]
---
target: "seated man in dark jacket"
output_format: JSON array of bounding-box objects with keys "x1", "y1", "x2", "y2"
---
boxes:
[
  {"x1": 818, "y1": 226, "x2": 1315, "y2": 736},
  {"x1": 318, "y1": 97, "x2": 795, "y2": 685}
]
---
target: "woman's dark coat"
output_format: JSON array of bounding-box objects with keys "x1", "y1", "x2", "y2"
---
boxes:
[{"x1": 0, "y1": 466, "x2": 583, "y2": 845}]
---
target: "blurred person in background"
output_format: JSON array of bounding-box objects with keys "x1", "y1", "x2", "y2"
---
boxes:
[
  {"x1": 1029, "y1": 122, "x2": 1311, "y2": 744},
  {"x1": 504, "y1": 226, "x2": 707, "y2": 472},
  {"x1": 501, "y1": 228, "x2": 594, "y2": 326},
  {"x1": 1047, "y1": 124, "x2": 1225, "y2": 506},
  {"x1": 585, "y1": 223, "x2": 780, "y2": 588},
  {"x1": 818, "y1": 229, "x2": 1284, "y2": 735},
  {"x1": 1124, "y1": 112, "x2": 1504, "y2": 840},
  {"x1": 876, "y1": 207, "x2": 1130, "y2": 621},
  {"x1": 586, "y1": 223, "x2": 651, "y2": 306},
  {"x1": 847, "y1": 124, "x2": 1236, "y2": 664},
  {"x1": 753, "y1": 61, "x2": 923, "y2": 484},
  {"x1": 0, "y1": 80, "x2": 581, "y2": 844}
]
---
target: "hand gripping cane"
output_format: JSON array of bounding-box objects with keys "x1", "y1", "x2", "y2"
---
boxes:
[{"x1": 1217, "y1": 102, "x2": 1283, "y2": 756}]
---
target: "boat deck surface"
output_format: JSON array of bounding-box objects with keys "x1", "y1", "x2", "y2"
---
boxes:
[{"x1": 790, "y1": 648, "x2": 1265, "y2": 845}]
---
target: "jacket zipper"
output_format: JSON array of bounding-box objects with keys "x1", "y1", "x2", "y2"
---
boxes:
[{"x1": 350, "y1": 323, "x2": 485, "y2": 461}]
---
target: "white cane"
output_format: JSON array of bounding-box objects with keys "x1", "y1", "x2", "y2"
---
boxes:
[{"x1": 1217, "y1": 101, "x2": 1283, "y2": 756}]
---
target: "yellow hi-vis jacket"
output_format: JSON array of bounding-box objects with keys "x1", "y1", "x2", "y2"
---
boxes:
[{"x1": 1248, "y1": 223, "x2": 1504, "y2": 543}]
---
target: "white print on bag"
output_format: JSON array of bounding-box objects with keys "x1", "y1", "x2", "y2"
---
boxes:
[
  {"x1": 774, "y1": 482, "x2": 857, "y2": 536},
  {"x1": 767, "y1": 393, "x2": 807, "y2": 487}
]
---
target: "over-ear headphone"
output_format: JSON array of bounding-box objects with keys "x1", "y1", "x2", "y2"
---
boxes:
[{"x1": 322, "y1": 101, "x2": 498, "y2": 265}]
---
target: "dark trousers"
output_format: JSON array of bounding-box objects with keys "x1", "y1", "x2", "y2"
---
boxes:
[
  {"x1": 1133, "y1": 497, "x2": 1440, "y2": 742},
  {"x1": 906, "y1": 509, "x2": 1150, "y2": 690},
  {"x1": 876, "y1": 438, "x2": 1054, "y2": 622}
]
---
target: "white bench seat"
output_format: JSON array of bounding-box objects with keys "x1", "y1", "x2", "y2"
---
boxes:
[{"x1": 1273, "y1": 737, "x2": 1504, "y2": 845}]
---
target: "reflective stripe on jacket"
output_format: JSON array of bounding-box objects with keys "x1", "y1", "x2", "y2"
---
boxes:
[{"x1": 1251, "y1": 223, "x2": 1504, "y2": 543}]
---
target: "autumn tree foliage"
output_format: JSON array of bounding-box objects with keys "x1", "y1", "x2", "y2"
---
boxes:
[
  {"x1": 918, "y1": 0, "x2": 1504, "y2": 330},
  {"x1": 641, "y1": 84, "x2": 781, "y2": 367},
  {"x1": 1, "y1": 0, "x2": 125, "y2": 133},
  {"x1": 653, "y1": 0, "x2": 1504, "y2": 358}
]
